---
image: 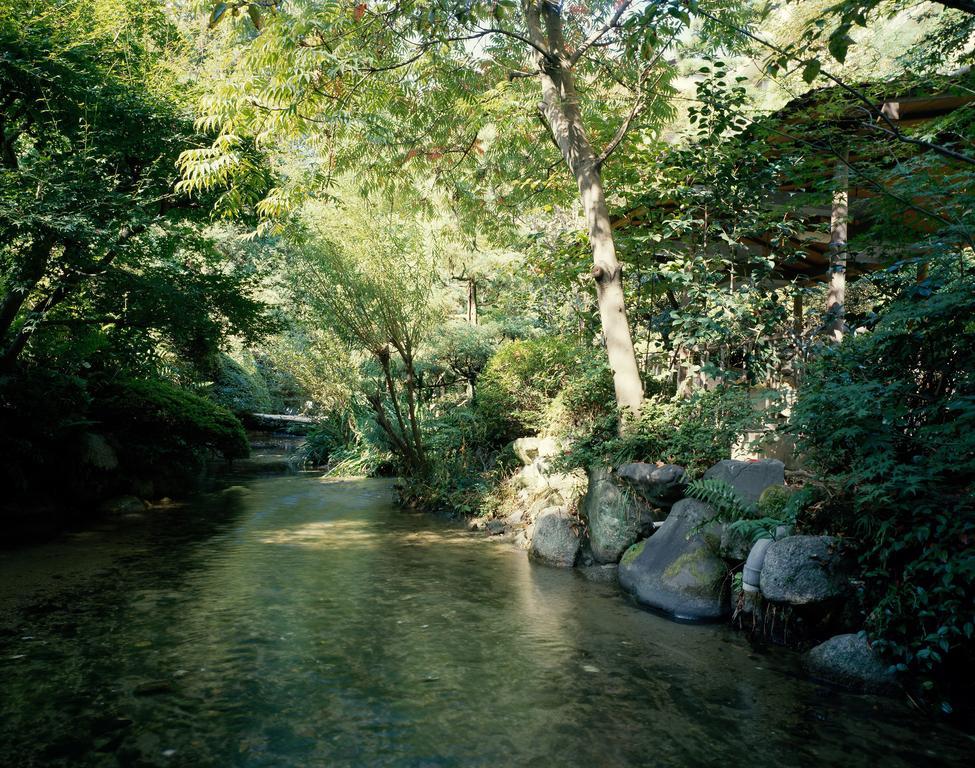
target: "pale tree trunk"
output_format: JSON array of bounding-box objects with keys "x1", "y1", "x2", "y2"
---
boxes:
[
  {"x1": 525, "y1": 1, "x2": 644, "y2": 418},
  {"x1": 467, "y1": 277, "x2": 477, "y2": 326},
  {"x1": 826, "y1": 158, "x2": 849, "y2": 342}
]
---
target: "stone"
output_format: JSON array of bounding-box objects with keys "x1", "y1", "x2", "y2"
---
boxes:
[
  {"x1": 97, "y1": 495, "x2": 147, "y2": 516},
  {"x1": 760, "y1": 535, "x2": 854, "y2": 605},
  {"x1": 546, "y1": 470, "x2": 586, "y2": 506},
  {"x1": 528, "y1": 507, "x2": 581, "y2": 568},
  {"x1": 512, "y1": 462, "x2": 547, "y2": 493},
  {"x1": 503, "y1": 508, "x2": 527, "y2": 526},
  {"x1": 703, "y1": 459, "x2": 785, "y2": 506},
  {"x1": 485, "y1": 519, "x2": 505, "y2": 536},
  {"x1": 804, "y1": 634, "x2": 898, "y2": 695},
  {"x1": 616, "y1": 462, "x2": 687, "y2": 507},
  {"x1": 577, "y1": 564, "x2": 619, "y2": 584},
  {"x1": 581, "y1": 467, "x2": 655, "y2": 564},
  {"x1": 512, "y1": 436, "x2": 560, "y2": 466},
  {"x1": 618, "y1": 498, "x2": 730, "y2": 621}
]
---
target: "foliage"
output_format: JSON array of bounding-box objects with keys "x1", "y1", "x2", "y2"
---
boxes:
[
  {"x1": 475, "y1": 336, "x2": 579, "y2": 444},
  {"x1": 611, "y1": 59, "x2": 812, "y2": 389},
  {"x1": 0, "y1": 0, "x2": 273, "y2": 374},
  {"x1": 209, "y1": 351, "x2": 275, "y2": 414},
  {"x1": 565, "y1": 386, "x2": 757, "y2": 476},
  {"x1": 418, "y1": 320, "x2": 502, "y2": 394},
  {"x1": 95, "y1": 378, "x2": 249, "y2": 462},
  {"x1": 686, "y1": 477, "x2": 756, "y2": 520},
  {"x1": 290, "y1": 187, "x2": 447, "y2": 473},
  {"x1": 791, "y1": 255, "x2": 975, "y2": 709}
]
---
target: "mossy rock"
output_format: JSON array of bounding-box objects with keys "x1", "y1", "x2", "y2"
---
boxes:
[{"x1": 758, "y1": 485, "x2": 796, "y2": 517}]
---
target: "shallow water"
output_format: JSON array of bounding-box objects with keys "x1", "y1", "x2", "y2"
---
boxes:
[{"x1": 0, "y1": 474, "x2": 971, "y2": 767}]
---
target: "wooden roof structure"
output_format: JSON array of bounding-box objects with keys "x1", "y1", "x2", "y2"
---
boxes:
[{"x1": 611, "y1": 72, "x2": 974, "y2": 285}]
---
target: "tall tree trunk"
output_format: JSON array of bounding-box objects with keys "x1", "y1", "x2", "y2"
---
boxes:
[
  {"x1": 467, "y1": 277, "x2": 477, "y2": 326},
  {"x1": 0, "y1": 234, "x2": 53, "y2": 341},
  {"x1": 526, "y1": 1, "x2": 644, "y2": 418},
  {"x1": 826, "y1": 158, "x2": 849, "y2": 342}
]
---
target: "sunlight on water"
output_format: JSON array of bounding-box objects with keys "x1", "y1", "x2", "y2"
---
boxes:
[{"x1": 0, "y1": 475, "x2": 971, "y2": 767}]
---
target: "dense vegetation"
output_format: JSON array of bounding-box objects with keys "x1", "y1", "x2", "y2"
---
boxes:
[{"x1": 1, "y1": 0, "x2": 973, "y2": 717}]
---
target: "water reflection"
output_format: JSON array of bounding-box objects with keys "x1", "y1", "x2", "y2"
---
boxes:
[{"x1": 0, "y1": 475, "x2": 971, "y2": 767}]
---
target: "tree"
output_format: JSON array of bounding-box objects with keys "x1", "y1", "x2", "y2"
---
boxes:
[
  {"x1": 180, "y1": 0, "x2": 735, "y2": 418},
  {"x1": 0, "y1": 0, "x2": 273, "y2": 374},
  {"x1": 290, "y1": 190, "x2": 446, "y2": 474}
]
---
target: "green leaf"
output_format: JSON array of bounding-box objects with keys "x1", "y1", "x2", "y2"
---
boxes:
[
  {"x1": 828, "y1": 27, "x2": 854, "y2": 63},
  {"x1": 209, "y1": 2, "x2": 228, "y2": 29},
  {"x1": 247, "y1": 5, "x2": 263, "y2": 30},
  {"x1": 802, "y1": 59, "x2": 822, "y2": 84}
]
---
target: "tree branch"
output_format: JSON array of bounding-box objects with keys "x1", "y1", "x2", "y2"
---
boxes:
[
  {"x1": 689, "y1": 3, "x2": 975, "y2": 167},
  {"x1": 570, "y1": 0, "x2": 635, "y2": 66}
]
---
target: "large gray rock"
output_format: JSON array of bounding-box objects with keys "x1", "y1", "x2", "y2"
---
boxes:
[
  {"x1": 581, "y1": 467, "x2": 654, "y2": 564},
  {"x1": 529, "y1": 507, "x2": 581, "y2": 568},
  {"x1": 703, "y1": 459, "x2": 784, "y2": 506},
  {"x1": 760, "y1": 535, "x2": 853, "y2": 604},
  {"x1": 513, "y1": 436, "x2": 559, "y2": 466},
  {"x1": 616, "y1": 462, "x2": 687, "y2": 507},
  {"x1": 805, "y1": 634, "x2": 897, "y2": 694},
  {"x1": 97, "y1": 495, "x2": 147, "y2": 516},
  {"x1": 618, "y1": 498, "x2": 730, "y2": 620}
]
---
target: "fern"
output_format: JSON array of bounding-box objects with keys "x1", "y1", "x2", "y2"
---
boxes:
[{"x1": 686, "y1": 478, "x2": 757, "y2": 522}]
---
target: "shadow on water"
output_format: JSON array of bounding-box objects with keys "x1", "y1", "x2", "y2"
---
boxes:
[{"x1": 0, "y1": 474, "x2": 972, "y2": 767}]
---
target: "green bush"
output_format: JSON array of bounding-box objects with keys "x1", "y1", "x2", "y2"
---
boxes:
[
  {"x1": 209, "y1": 352, "x2": 275, "y2": 414},
  {"x1": 399, "y1": 405, "x2": 512, "y2": 515},
  {"x1": 791, "y1": 259, "x2": 975, "y2": 710},
  {"x1": 96, "y1": 378, "x2": 249, "y2": 463},
  {"x1": 297, "y1": 409, "x2": 393, "y2": 476},
  {"x1": 475, "y1": 336, "x2": 579, "y2": 444},
  {"x1": 565, "y1": 386, "x2": 756, "y2": 476}
]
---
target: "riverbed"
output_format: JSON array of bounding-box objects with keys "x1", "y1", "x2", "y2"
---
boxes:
[{"x1": 0, "y1": 473, "x2": 971, "y2": 767}]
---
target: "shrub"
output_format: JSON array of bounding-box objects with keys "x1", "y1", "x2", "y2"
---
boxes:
[
  {"x1": 209, "y1": 352, "x2": 275, "y2": 414},
  {"x1": 565, "y1": 386, "x2": 756, "y2": 476},
  {"x1": 475, "y1": 336, "x2": 578, "y2": 443},
  {"x1": 399, "y1": 405, "x2": 514, "y2": 515},
  {"x1": 791, "y1": 259, "x2": 975, "y2": 710},
  {"x1": 93, "y1": 379, "x2": 249, "y2": 496},
  {"x1": 297, "y1": 409, "x2": 394, "y2": 476}
]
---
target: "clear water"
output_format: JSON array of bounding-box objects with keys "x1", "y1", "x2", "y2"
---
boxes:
[{"x1": 0, "y1": 474, "x2": 971, "y2": 767}]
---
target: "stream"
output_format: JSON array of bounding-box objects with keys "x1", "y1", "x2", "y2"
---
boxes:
[{"x1": 0, "y1": 472, "x2": 971, "y2": 767}]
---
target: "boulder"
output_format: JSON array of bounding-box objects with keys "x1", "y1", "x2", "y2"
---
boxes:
[
  {"x1": 703, "y1": 459, "x2": 785, "y2": 506},
  {"x1": 805, "y1": 634, "x2": 897, "y2": 695},
  {"x1": 618, "y1": 498, "x2": 730, "y2": 620},
  {"x1": 503, "y1": 508, "x2": 527, "y2": 527},
  {"x1": 512, "y1": 462, "x2": 546, "y2": 493},
  {"x1": 97, "y1": 495, "x2": 147, "y2": 516},
  {"x1": 760, "y1": 535, "x2": 853, "y2": 605},
  {"x1": 528, "y1": 507, "x2": 581, "y2": 568},
  {"x1": 513, "y1": 436, "x2": 560, "y2": 467},
  {"x1": 485, "y1": 519, "x2": 505, "y2": 536},
  {"x1": 546, "y1": 470, "x2": 586, "y2": 506},
  {"x1": 581, "y1": 467, "x2": 654, "y2": 564},
  {"x1": 616, "y1": 462, "x2": 687, "y2": 507},
  {"x1": 577, "y1": 564, "x2": 619, "y2": 584}
]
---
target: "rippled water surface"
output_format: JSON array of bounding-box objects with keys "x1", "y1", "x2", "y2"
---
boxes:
[{"x1": 1, "y1": 474, "x2": 971, "y2": 767}]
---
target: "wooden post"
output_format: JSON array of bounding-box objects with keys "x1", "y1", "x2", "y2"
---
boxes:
[
  {"x1": 826, "y1": 157, "x2": 849, "y2": 342},
  {"x1": 793, "y1": 291, "x2": 803, "y2": 339}
]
